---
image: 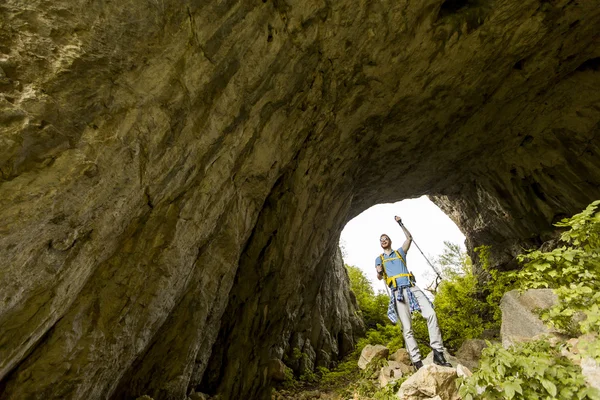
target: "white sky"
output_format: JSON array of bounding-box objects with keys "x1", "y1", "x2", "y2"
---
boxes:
[{"x1": 340, "y1": 196, "x2": 466, "y2": 293}]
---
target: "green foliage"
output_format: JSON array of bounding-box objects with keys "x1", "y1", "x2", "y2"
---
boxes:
[
  {"x1": 515, "y1": 200, "x2": 600, "y2": 335},
  {"x1": 431, "y1": 242, "x2": 497, "y2": 351},
  {"x1": 476, "y1": 245, "x2": 518, "y2": 331},
  {"x1": 318, "y1": 358, "x2": 359, "y2": 387},
  {"x1": 354, "y1": 324, "x2": 404, "y2": 354},
  {"x1": 291, "y1": 347, "x2": 303, "y2": 361},
  {"x1": 433, "y1": 257, "x2": 485, "y2": 352},
  {"x1": 459, "y1": 201, "x2": 600, "y2": 400},
  {"x1": 437, "y1": 241, "x2": 470, "y2": 279},
  {"x1": 577, "y1": 335, "x2": 600, "y2": 361},
  {"x1": 298, "y1": 369, "x2": 318, "y2": 383},
  {"x1": 346, "y1": 265, "x2": 390, "y2": 328},
  {"x1": 280, "y1": 365, "x2": 297, "y2": 389},
  {"x1": 372, "y1": 379, "x2": 405, "y2": 400},
  {"x1": 459, "y1": 340, "x2": 600, "y2": 400}
]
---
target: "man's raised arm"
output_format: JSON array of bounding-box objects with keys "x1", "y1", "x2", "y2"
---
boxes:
[{"x1": 395, "y1": 216, "x2": 413, "y2": 253}]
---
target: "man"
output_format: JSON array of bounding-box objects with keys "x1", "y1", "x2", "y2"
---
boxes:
[{"x1": 375, "y1": 216, "x2": 452, "y2": 369}]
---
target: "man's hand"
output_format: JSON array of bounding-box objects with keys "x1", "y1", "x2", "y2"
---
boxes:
[
  {"x1": 395, "y1": 215, "x2": 402, "y2": 223},
  {"x1": 376, "y1": 265, "x2": 384, "y2": 280}
]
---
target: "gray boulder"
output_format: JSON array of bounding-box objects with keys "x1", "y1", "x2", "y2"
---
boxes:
[
  {"x1": 268, "y1": 359, "x2": 288, "y2": 382},
  {"x1": 561, "y1": 334, "x2": 600, "y2": 391},
  {"x1": 358, "y1": 345, "x2": 389, "y2": 370},
  {"x1": 378, "y1": 361, "x2": 406, "y2": 387},
  {"x1": 500, "y1": 289, "x2": 558, "y2": 348},
  {"x1": 389, "y1": 348, "x2": 412, "y2": 365},
  {"x1": 456, "y1": 339, "x2": 488, "y2": 370}
]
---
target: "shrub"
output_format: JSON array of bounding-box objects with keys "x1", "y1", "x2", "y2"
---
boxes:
[
  {"x1": 432, "y1": 242, "x2": 492, "y2": 351},
  {"x1": 460, "y1": 201, "x2": 600, "y2": 400},
  {"x1": 515, "y1": 200, "x2": 600, "y2": 335},
  {"x1": 346, "y1": 265, "x2": 390, "y2": 328},
  {"x1": 434, "y1": 262, "x2": 484, "y2": 352},
  {"x1": 459, "y1": 340, "x2": 600, "y2": 400},
  {"x1": 475, "y1": 245, "x2": 518, "y2": 332}
]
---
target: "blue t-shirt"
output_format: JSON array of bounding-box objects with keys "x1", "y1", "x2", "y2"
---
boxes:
[{"x1": 376, "y1": 248, "x2": 409, "y2": 287}]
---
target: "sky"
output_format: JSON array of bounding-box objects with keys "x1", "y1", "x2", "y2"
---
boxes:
[{"x1": 340, "y1": 196, "x2": 466, "y2": 293}]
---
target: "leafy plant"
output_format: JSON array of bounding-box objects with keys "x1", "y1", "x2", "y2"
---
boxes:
[
  {"x1": 515, "y1": 200, "x2": 600, "y2": 335},
  {"x1": 373, "y1": 379, "x2": 405, "y2": 400},
  {"x1": 431, "y1": 243, "x2": 486, "y2": 351},
  {"x1": 475, "y1": 245, "x2": 519, "y2": 332},
  {"x1": 459, "y1": 340, "x2": 600, "y2": 400},
  {"x1": 346, "y1": 265, "x2": 391, "y2": 328}
]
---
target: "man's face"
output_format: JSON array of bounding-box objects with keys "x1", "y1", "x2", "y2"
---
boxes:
[{"x1": 380, "y1": 235, "x2": 391, "y2": 249}]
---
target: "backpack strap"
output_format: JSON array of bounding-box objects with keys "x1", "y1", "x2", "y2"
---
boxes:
[
  {"x1": 394, "y1": 250, "x2": 406, "y2": 266},
  {"x1": 380, "y1": 251, "x2": 413, "y2": 288}
]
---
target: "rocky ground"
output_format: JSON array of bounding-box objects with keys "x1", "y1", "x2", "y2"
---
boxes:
[{"x1": 267, "y1": 288, "x2": 600, "y2": 400}]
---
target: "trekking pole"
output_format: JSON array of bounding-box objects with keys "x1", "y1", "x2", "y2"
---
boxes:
[{"x1": 398, "y1": 221, "x2": 443, "y2": 282}]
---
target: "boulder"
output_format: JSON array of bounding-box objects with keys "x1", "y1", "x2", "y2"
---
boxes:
[
  {"x1": 268, "y1": 359, "x2": 288, "y2": 382},
  {"x1": 456, "y1": 339, "x2": 488, "y2": 370},
  {"x1": 581, "y1": 357, "x2": 600, "y2": 391},
  {"x1": 396, "y1": 364, "x2": 459, "y2": 400},
  {"x1": 378, "y1": 361, "x2": 405, "y2": 387},
  {"x1": 561, "y1": 334, "x2": 600, "y2": 390},
  {"x1": 500, "y1": 289, "x2": 558, "y2": 348},
  {"x1": 358, "y1": 345, "x2": 389, "y2": 370},
  {"x1": 422, "y1": 350, "x2": 459, "y2": 367},
  {"x1": 389, "y1": 348, "x2": 412, "y2": 366},
  {"x1": 455, "y1": 364, "x2": 473, "y2": 379}
]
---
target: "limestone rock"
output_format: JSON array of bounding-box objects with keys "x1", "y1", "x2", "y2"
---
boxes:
[
  {"x1": 269, "y1": 359, "x2": 288, "y2": 382},
  {"x1": 378, "y1": 361, "x2": 405, "y2": 388},
  {"x1": 561, "y1": 334, "x2": 600, "y2": 390},
  {"x1": 398, "y1": 362, "x2": 415, "y2": 376},
  {"x1": 581, "y1": 357, "x2": 600, "y2": 391},
  {"x1": 456, "y1": 339, "x2": 488, "y2": 370},
  {"x1": 358, "y1": 345, "x2": 389, "y2": 370},
  {"x1": 397, "y1": 364, "x2": 459, "y2": 400},
  {"x1": 500, "y1": 289, "x2": 558, "y2": 348},
  {"x1": 562, "y1": 333, "x2": 598, "y2": 366},
  {"x1": 455, "y1": 364, "x2": 473, "y2": 379},
  {"x1": 390, "y1": 348, "x2": 412, "y2": 366}
]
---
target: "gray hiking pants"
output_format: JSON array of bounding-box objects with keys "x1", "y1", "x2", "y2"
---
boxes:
[{"x1": 394, "y1": 286, "x2": 444, "y2": 362}]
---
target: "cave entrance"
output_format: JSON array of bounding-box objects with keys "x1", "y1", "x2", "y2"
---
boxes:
[{"x1": 340, "y1": 195, "x2": 466, "y2": 292}]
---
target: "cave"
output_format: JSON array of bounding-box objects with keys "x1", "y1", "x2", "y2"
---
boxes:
[{"x1": 0, "y1": 0, "x2": 599, "y2": 399}]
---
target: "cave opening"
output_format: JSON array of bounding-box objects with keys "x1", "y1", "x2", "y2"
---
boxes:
[{"x1": 340, "y1": 196, "x2": 466, "y2": 292}]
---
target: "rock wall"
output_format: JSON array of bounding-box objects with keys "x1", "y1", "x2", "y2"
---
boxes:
[{"x1": 0, "y1": 0, "x2": 599, "y2": 399}]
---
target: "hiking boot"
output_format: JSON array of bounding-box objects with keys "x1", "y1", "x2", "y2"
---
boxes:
[
  {"x1": 413, "y1": 360, "x2": 423, "y2": 370},
  {"x1": 433, "y1": 350, "x2": 452, "y2": 367}
]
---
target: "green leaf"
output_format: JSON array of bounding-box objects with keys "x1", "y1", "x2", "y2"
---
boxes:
[
  {"x1": 503, "y1": 381, "x2": 522, "y2": 399},
  {"x1": 541, "y1": 379, "x2": 557, "y2": 397}
]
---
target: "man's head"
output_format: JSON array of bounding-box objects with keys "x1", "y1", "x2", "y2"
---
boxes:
[{"x1": 380, "y1": 234, "x2": 392, "y2": 250}]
